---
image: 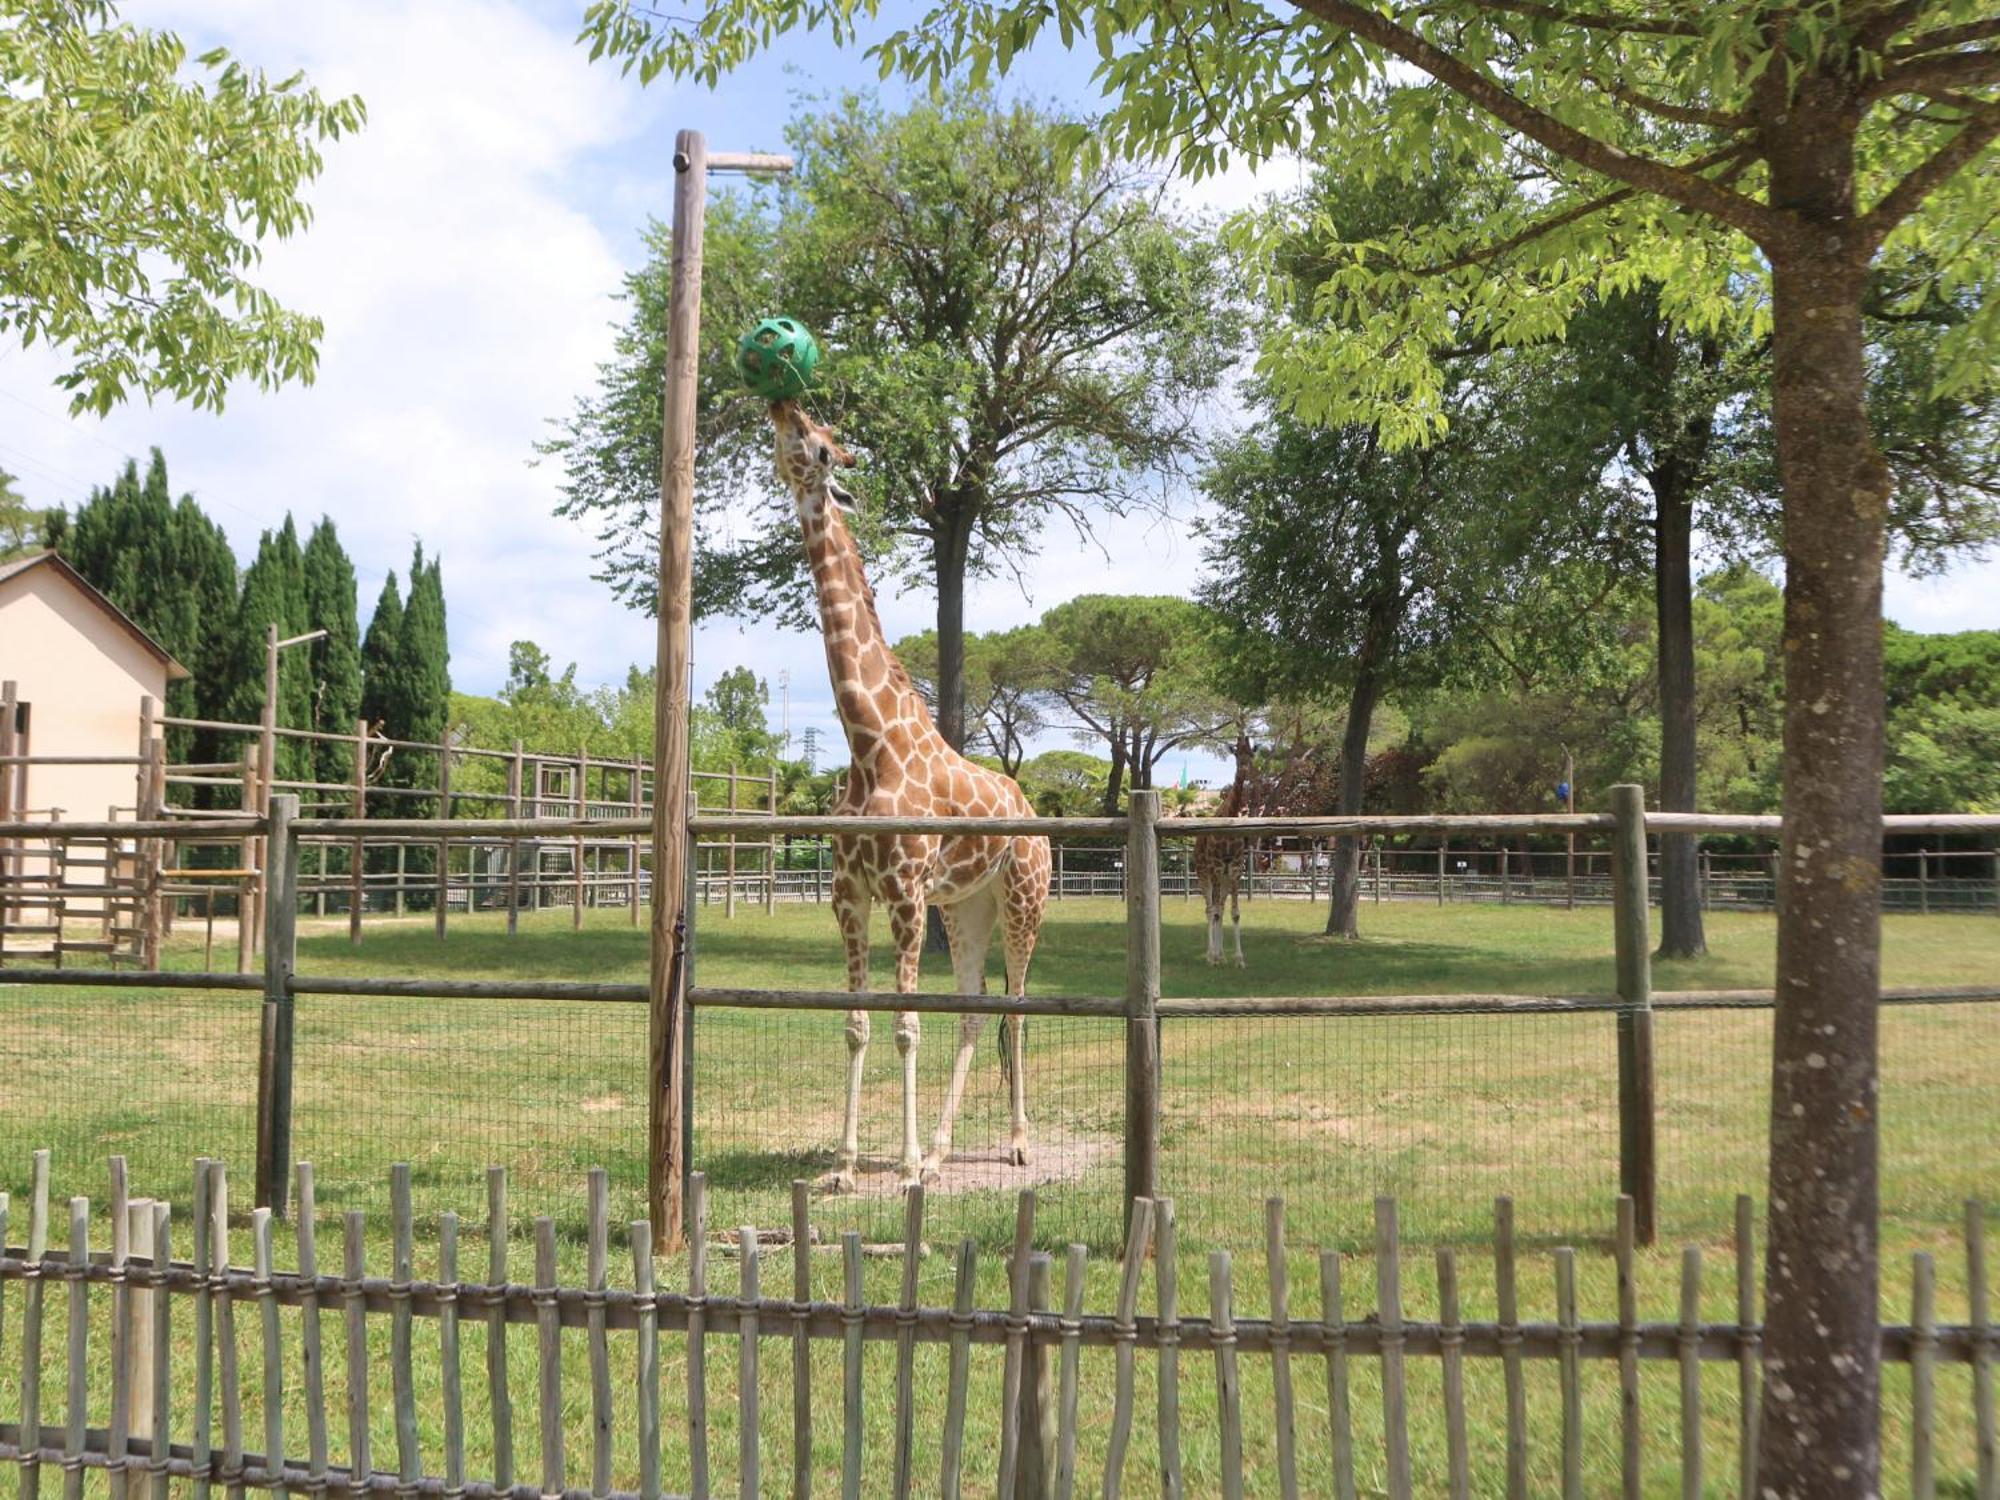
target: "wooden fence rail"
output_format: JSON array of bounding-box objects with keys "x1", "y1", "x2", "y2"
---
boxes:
[{"x1": 0, "y1": 1151, "x2": 1989, "y2": 1500}]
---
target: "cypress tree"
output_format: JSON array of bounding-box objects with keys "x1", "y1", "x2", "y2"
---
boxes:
[
  {"x1": 302, "y1": 518, "x2": 363, "y2": 789},
  {"x1": 231, "y1": 517, "x2": 313, "y2": 782},
  {"x1": 360, "y1": 571, "x2": 404, "y2": 733},
  {"x1": 394, "y1": 543, "x2": 451, "y2": 818}
]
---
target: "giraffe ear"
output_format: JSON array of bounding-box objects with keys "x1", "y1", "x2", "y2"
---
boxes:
[{"x1": 828, "y1": 477, "x2": 859, "y2": 514}]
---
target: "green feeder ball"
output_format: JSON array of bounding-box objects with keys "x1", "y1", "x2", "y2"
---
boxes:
[{"x1": 736, "y1": 317, "x2": 821, "y2": 400}]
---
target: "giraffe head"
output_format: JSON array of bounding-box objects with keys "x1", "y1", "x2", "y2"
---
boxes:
[{"x1": 768, "y1": 400, "x2": 857, "y2": 526}]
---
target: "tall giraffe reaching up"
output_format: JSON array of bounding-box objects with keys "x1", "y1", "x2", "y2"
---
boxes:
[{"x1": 768, "y1": 400, "x2": 1052, "y2": 1190}]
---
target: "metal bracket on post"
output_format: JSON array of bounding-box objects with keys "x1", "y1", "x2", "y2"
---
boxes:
[
  {"x1": 1123, "y1": 790, "x2": 1162, "y2": 1241},
  {"x1": 253, "y1": 794, "x2": 301, "y2": 1216},
  {"x1": 1610, "y1": 783, "x2": 1657, "y2": 1244}
]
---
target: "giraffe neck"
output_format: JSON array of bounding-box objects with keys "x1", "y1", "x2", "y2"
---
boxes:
[{"x1": 795, "y1": 487, "x2": 940, "y2": 767}]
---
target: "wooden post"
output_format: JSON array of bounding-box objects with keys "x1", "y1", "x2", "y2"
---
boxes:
[
  {"x1": 1124, "y1": 790, "x2": 1162, "y2": 1229},
  {"x1": 507, "y1": 740, "x2": 524, "y2": 935},
  {"x1": 766, "y1": 771, "x2": 777, "y2": 916},
  {"x1": 1016, "y1": 1252, "x2": 1056, "y2": 1500},
  {"x1": 255, "y1": 622, "x2": 278, "y2": 952},
  {"x1": 650, "y1": 127, "x2": 709, "y2": 1255},
  {"x1": 1610, "y1": 783, "x2": 1657, "y2": 1245},
  {"x1": 254, "y1": 794, "x2": 301, "y2": 1215},
  {"x1": 238, "y1": 742, "x2": 259, "y2": 973},
  {"x1": 350, "y1": 720, "x2": 367, "y2": 945},
  {"x1": 436, "y1": 741, "x2": 451, "y2": 941},
  {"x1": 394, "y1": 840, "x2": 407, "y2": 917},
  {"x1": 137, "y1": 697, "x2": 161, "y2": 968},
  {"x1": 1437, "y1": 842, "x2": 1447, "y2": 907},
  {"x1": 0, "y1": 680, "x2": 16, "y2": 932},
  {"x1": 1563, "y1": 747, "x2": 1577, "y2": 912},
  {"x1": 1918, "y1": 848, "x2": 1930, "y2": 916},
  {"x1": 725, "y1": 764, "x2": 738, "y2": 919},
  {"x1": 574, "y1": 748, "x2": 587, "y2": 929},
  {"x1": 631, "y1": 760, "x2": 644, "y2": 927}
]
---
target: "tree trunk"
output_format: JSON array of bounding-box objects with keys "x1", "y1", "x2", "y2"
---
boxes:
[
  {"x1": 1652, "y1": 464, "x2": 1706, "y2": 958},
  {"x1": 1100, "y1": 733, "x2": 1127, "y2": 818},
  {"x1": 1754, "y1": 208, "x2": 1889, "y2": 1495},
  {"x1": 932, "y1": 505, "x2": 975, "y2": 753},
  {"x1": 1325, "y1": 669, "x2": 1379, "y2": 938}
]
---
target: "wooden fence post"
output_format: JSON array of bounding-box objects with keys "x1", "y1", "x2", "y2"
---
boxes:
[
  {"x1": 254, "y1": 794, "x2": 300, "y2": 1216},
  {"x1": 1610, "y1": 783, "x2": 1657, "y2": 1245},
  {"x1": 1015, "y1": 1252, "x2": 1056, "y2": 1500},
  {"x1": 507, "y1": 740, "x2": 523, "y2": 935},
  {"x1": 574, "y1": 748, "x2": 588, "y2": 929},
  {"x1": 1437, "y1": 842, "x2": 1447, "y2": 907},
  {"x1": 725, "y1": 765, "x2": 738, "y2": 920},
  {"x1": 766, "y1": 771, "x2": 777, "y2": 916},
  {"x1": 1124, "y1": 789, "x2": 1162, "y2": 1231},
  {"x1": 436, "y1": 742, "x2": 451, "y2": 941},
  {"x1": 350, "y1": 720, "x2": 367, "y2": 946},
  {"x1": 239, "y1": 741, "x2": 260, "y2": 974}
]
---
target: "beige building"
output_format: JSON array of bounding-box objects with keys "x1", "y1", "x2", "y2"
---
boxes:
[{"x1": 0, "y1": 549, "x2": 186, "y2": 830}]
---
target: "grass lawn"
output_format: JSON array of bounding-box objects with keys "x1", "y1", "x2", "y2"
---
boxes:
[{"x1": 1, "y1": 895, "x2": 1995, "y2": 1495}]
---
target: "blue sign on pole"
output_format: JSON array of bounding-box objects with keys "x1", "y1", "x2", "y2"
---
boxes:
[{"x1": 1556, "y1": 781, "x2": 1572, "y2": 803}]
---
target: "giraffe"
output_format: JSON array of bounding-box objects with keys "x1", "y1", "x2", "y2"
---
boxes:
[
  {"x1": 1193, "y1": 734, "x2": 1257, "y2": 966},
  {"x1": 767, "y1": 400, "x2": 1053, "y2": 1191}
]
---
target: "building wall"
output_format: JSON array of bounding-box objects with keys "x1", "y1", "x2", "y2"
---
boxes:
[{"x1": 0, "y1": 564, "x2": 165, "y2": 847}]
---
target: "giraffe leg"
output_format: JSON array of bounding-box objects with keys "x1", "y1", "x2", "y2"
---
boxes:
[
  {"x1": 824, "y1": 881, "x2": 871, "y2": 1194},
  {"x1": 1232, "y1": 876, "x2": 1245, "y2": 967},
  {"x1": 999, "y1": 841, "x2": 1048, "y2": 1167},
  {"x1": 1203, "y1": 873, "x2": 1223, "y2": 965},
  {"x1": 889, "y1": 897, "x2": 926, "y2": 1187},
  {"x1": 925, "y1": 889, "x2": 998, "y2": 1181}
]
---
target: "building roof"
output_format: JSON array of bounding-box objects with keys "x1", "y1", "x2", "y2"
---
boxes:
[{"x1": 0, "y1": 551, "x2": 191, "y2": 680}]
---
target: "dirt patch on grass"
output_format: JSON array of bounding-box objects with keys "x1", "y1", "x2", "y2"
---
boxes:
[
  {"x1": 842, "y1": 1133, "x2": 1116, "y2": 1198},
  {"x1": 578, "y1": 1093, "x2": 626, "y2": 1114}
]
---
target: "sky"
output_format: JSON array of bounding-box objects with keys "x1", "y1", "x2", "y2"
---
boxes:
[{"x1": 2, "y1": 1, "x2": 1994, "y2": 787}]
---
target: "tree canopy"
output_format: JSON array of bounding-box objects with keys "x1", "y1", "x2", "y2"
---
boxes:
[{"x1": 2, "y1": 0, "x2": 363, "y2": 414}]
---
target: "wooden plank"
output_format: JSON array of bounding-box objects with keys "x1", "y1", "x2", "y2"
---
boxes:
[
  {"x1": 1055, "y1": 1246, "x2": 1086, "y2": 1500},
  {"x1": 350, "y1": 721, "x2": 366, "y2": 945},
  {"x1": 1735, "y1": 1195, "x2": 1759, "y2": 1500},
  {"x1": 1375, "y1": 1198, "x2": 1410, "y2": 1500},
  {"x1": 588, "y1": 1173, "x2": 614, "y2": 1500},
  {"x1": 1123, "y1": 792, "x2": 1162, "y2": 1216},
  {"x1": 839, "y1": 1234, "x2": 862, "y2": 1500},
  {"x1": 1615, "y1": 1196, "x2": 1641, "y2": 1499},
  {"x1": 1678, "y1": 1247, "x2": 1702, "y2": 1500},
  {"x1": 254, "y1": 794, "x2": 299, "y2": 1214},
  {"x1": 891, "y1": 1188, "x2": 922, "y2": 1500},
  {"x1": 62, "y1": 1197, "x2": 88, "y2": 1500},
  {"x1": 738, "y1": 1226, "x2": 761, "y2": 1500},
  {"x1": 1020, "y1": 1255, "x2": 1055, "y2": 1500},
  {"x1": 688, "y1": 1174, "x2": 711, "y2": 1500},
  {"x1": 15, "y1": 1152, "x2": 49, "y2": 1500},
  {"x1": 190, "y1": 1161, "x2": 213, "y2": 1500},
  {"x1": 938, "y1": 1240, "x2": 976, "y2": 1500},
  {"x1": 1264, "y1": 1199, "x2": 1298, "y2": 1500},
  {"x1": 1319, "y1": 1251, "x2": 1355, "y2": 1500},
  {"x1": 631, "y1": 1221, "x2": 662, "y2": 1500},
  {"x1": 439, "y1": 1213, "x2": 466, "y2": 1500},
  {"x1": 1100, "y1": 1196, "x2": 1150, "y2": 1500},
  {"x1": 1210, "y1": 1253, "x2": 1244, "y2": 1500},
  {"x1": 997, "y1": 1191, "x2": 1036, "y2": 1500},
  {"x1": 1495, "y1": 1198, "x2": 1528, "y2": 1500},
  {"x1": 212, "y1": 1169, "x2": 244, "y2": 1500},
  {"x1": 1556, "y1": 1248, "x2": 1582, "y2": 1500},
  {"x1": 1156, "y1": 1200, "x2": 1184, "y2": 1500},
  {"x1": 535, "y1": 1217, "x2": 564, "y2": 1498},
  {"x1": 789, "y1": 1184, "x2": 811, "y2": 1500},
  {"x1": 485, "y1": 1168, "x2": 514, "y2": 1491},
  {"x1": 107, "y1": 1164, "x2": 133, "y2": 1500},
  {"x1": 1436, "y1": 1249, "x2": 1469, "y2": 1500},
  {"x1": 1969, "y1": 1201, "x2": 1994, "y2": 1500},
  {"x1": 253, "y1": 1211, "x2": 284, "y2": 1491},
  {"x1": 391, "y1": 1168, "x2": 421, "y2": 1492},
  {"x1": 1914, "y1": 1251, "x2": 1937, "y2": 1500},
  {"x1": 146, "y1": 1203, "x2": 172, "y2": 1500},
  {"x1": 342, "y1": 1213, "x2": 370, "y2": 1494}
]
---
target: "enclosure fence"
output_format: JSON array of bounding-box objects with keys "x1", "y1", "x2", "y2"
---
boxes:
[
  {"x1": 2, "y1": 1149, "x2": 1991, "y2": 1500},
  {"x1": 2, "y1": 793, "x2": 1996, "y2": 1260}
]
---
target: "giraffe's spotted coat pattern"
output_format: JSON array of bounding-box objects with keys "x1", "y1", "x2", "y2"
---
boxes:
[{"x1": 769, "y1": 400, "x2": 1052, "y2": 1188}]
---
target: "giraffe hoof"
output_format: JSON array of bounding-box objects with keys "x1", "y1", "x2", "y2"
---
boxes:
[
  {"x1": 819, "y1": 1167, "x2": 858, "y2": 1195},
  {"x1": 1233, "y1": 956, "x2": 1247, "y2": 969},
  {"x1": 1008, "y1": 1142, "x2": 1030, "y2": 1168}
]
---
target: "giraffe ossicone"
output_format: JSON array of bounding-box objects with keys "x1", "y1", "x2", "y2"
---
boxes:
[{"x1": 768, "y1": 400, "x2": 1052, "y2": 1191}]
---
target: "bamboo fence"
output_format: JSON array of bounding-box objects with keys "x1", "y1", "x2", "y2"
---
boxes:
[{"x1": 0, "y1": 1150, "x2": 1990, "y2": 1500}]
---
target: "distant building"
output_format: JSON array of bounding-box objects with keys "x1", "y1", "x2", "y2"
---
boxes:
[{"x1": 0, "y1": 549, "x2": 187, "y2": 831}]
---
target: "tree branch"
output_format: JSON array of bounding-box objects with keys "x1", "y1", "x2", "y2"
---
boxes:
[
  {"x1": 1454, "y1": 0, "x2": 1700, "y2": 37},
  {"x1": 1859, "y1": 99, "x2": 2000, "y2": 250},
  {"x1": 1891, "y1": 17, "x2": 2000, "y2": 57},
  {"x1": 1871, "y1": 49, "x2": 2000, "y2": 99},
  {"x1": 1286, "y1": 0, "x2": 1789, "y2": 245}
]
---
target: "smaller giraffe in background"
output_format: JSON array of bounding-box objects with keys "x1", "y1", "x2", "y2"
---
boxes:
[{"x1": 1193, "y1": 735, "x2": 1258, "y2": 966}]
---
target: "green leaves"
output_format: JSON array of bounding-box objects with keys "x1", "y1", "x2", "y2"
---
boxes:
[{"x1": 1, "y1": 0, "x2": 363, "y2": 413}]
